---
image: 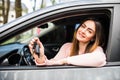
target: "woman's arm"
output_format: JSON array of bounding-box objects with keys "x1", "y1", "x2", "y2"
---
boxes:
[
  {"x1": 41, "y1": 43, "x2": 71, "y2": 66},
  {"x1": 65, "y1": 46, "x2": 106, "y2": 67},
  {"x1": 45, "y1": 46, "x2": 106, "y2": 67},
  {"x1": 50, "y1": 43, "x2": 71, "y2": 60},
  {"x1": 29, "y1": 39, "x2": 71, "y2": 66}
]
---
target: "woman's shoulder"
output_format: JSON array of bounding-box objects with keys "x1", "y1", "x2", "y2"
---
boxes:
[
  {"x1": 96, "y1": 46, "x2": 104, "y2": 50},
  {"x1": 93, "y1": 46, "x2": 104, "y2": 53}
]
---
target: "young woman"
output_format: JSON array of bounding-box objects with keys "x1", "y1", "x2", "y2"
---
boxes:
[{"x1": 29, "y1": 18, "x2": 106, "y2": 67}]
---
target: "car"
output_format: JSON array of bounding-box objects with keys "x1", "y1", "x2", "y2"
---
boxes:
[{"x1": 0, "y1": 0, "x2": 120, "y2": 80}]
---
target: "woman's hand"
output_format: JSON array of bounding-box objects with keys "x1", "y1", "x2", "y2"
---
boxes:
[{"x1": 29, "y1": 37, "x2": 46, "y2": 64}]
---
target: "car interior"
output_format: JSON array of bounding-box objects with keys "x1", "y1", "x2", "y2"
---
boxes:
[
  {"x1": 40, "y1": 9, "x2": 111, "y2": 60},
  {"x1": 0, "y1": 8, "x2": 111, "y2": 67}
]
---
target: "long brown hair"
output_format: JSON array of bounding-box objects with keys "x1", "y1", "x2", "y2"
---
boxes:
[{"x1": 70, "y1": 18, "x2": 104, "y2": 56}]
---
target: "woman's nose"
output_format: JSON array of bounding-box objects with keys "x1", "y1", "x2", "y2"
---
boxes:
[{"x1": 81, "y1": 28, "x2": 86, "y2": 33}]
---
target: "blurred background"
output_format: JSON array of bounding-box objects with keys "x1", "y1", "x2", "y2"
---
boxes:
[
  {"x1": 0, "y1": 0, "x2": 78, "y2": 44},
  {"x1": 0, "y1": 0, "x2": 77, "y2": 26}
]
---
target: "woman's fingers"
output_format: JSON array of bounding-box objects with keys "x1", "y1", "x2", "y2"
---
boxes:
[
  {"x1": 33, "y1": 37, "x2": 45, "y2": 56},
  {"x1": 29, "y1": 38, "x2": 38, "y2": 57},
  {"x1": 29, "y1": 37, "x2": 45, "y2": 58},
  {"x1": 34, "y1": 37, "x2": 44, "y2": 49},
  {"x1": 29, "y1": 44, "x2": 39, "y2": 59}
]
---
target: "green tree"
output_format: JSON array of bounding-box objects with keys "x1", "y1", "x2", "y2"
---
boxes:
[
  {"x1": 51, "y1": 0, "x2": 56, "y2": 5},
  {"x1": 1, "y1": 0, "x2": 10, "y2": 24},
  {"x1": 15, "y1": 0, "x2": 22, "y2": 18},
  {"x1": 33, "y1": 0, "x2": 36, "y2": 11},
  {"x1": 15, "y1": 0, "x2": 22, "y2": 40},
  {"x1": 41, "y1": 0, "x2": 46, "y2": 8}
]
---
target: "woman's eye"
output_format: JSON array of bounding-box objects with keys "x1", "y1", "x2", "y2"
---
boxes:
[
  {"x1": 88, "y1": 31, "x2": 92, "y2": 34},
  {"x1": 88, "y1": 29, "x2": 94, "y2": 34}
]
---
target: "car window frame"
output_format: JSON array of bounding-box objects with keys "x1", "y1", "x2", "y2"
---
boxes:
[{"x1": 1, "y1": 3, "x2": 120, "y2": 69}]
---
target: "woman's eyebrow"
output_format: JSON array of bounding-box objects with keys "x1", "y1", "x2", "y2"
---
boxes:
[
  {"x1": 88, "y1": 28, "x2": 95, "y2": 32},
  {"x1": 83, "y1": 23, "x2": 95, "y2": 32}
]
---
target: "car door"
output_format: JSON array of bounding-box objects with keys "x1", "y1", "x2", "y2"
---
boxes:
[{"x1": 0, "y1": 0, "x2": 120, "y2": 80}]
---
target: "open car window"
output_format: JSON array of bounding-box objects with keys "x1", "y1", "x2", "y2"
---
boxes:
[
  {"x1": 0, "y1": 7, "x2": 111, "y2": 67},
  {"x1": 0, "y1": 1, "x2": 120, "y2": 80}
]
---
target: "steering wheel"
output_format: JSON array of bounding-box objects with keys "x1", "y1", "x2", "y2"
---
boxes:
[
  {"x1": 7, "y1": 45, "x2": 35, "y2": 66},
  {"x1": 19, "y1": 45, "x2": 55, "y2": 65},
  {"x1": 21, "y1": 45, "x2": 35, "y2": 65}
]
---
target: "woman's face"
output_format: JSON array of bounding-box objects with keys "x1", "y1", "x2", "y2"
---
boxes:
[{"x1": 76, "y1": 20, "x2": 96, "y2": 43}]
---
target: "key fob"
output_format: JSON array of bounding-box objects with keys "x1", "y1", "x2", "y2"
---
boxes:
[{"x1": 33, "y1": 42, "x2": 40, "y2": 57}]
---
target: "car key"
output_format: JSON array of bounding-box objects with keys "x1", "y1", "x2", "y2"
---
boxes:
[{"x1": 33, "y1": 42, "x2": 40, "y2": 57}]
